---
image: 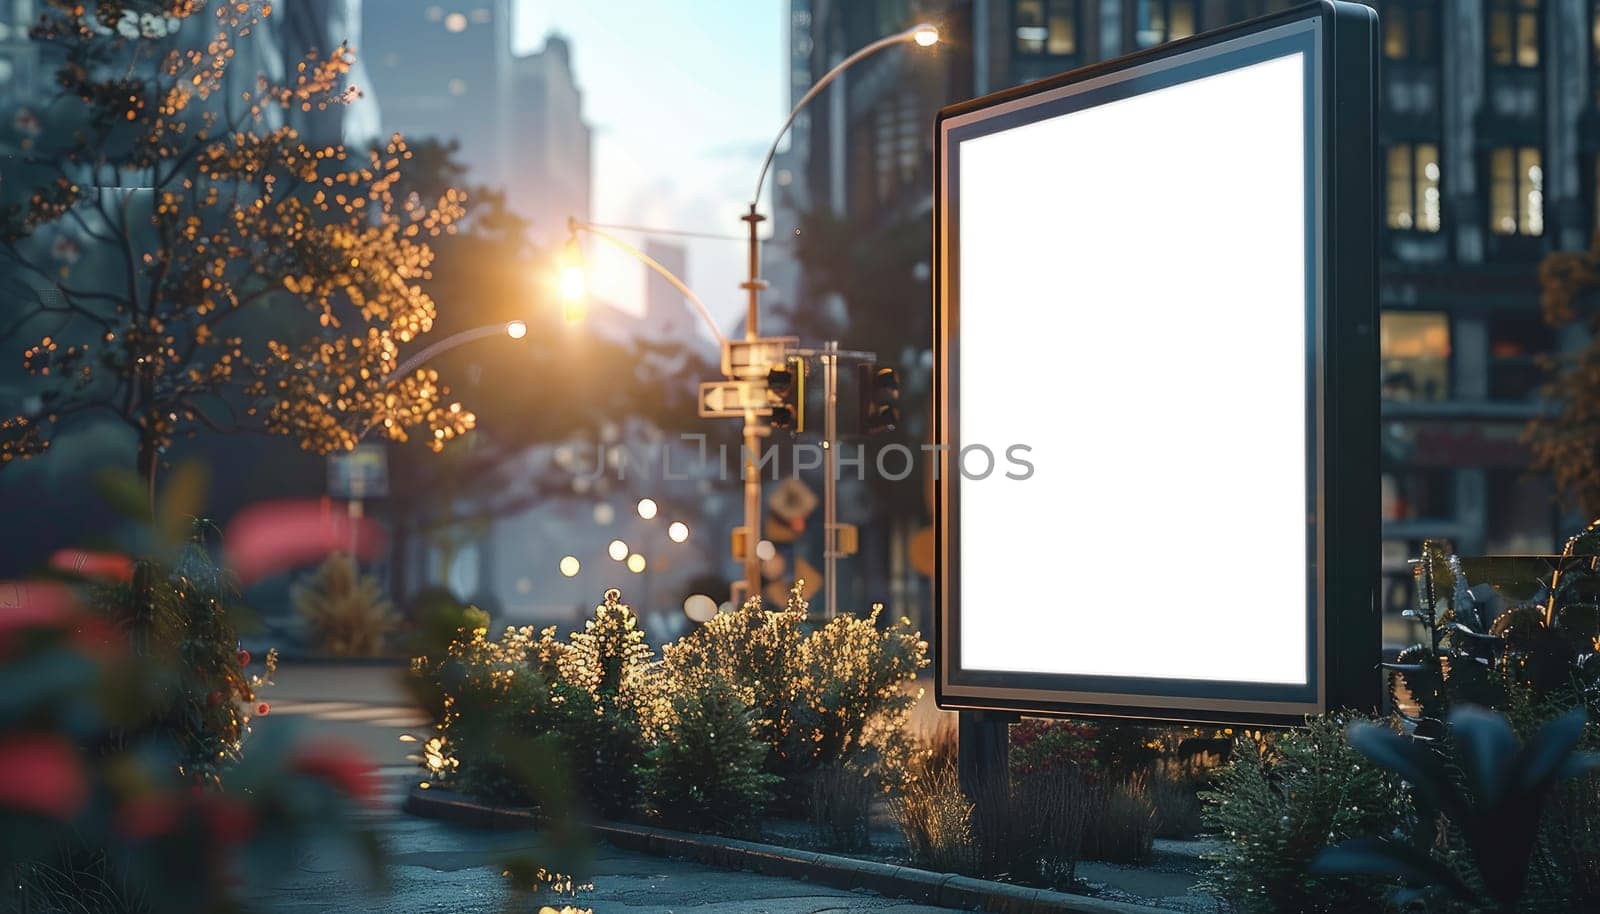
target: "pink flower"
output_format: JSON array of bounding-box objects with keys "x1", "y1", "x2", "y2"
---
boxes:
[
  {"x1": 0, "y1": 734, "x2": 88, "y2": 820},
  {"x1": 290, "y1": 740, "x2": 378, "y2": 805}
]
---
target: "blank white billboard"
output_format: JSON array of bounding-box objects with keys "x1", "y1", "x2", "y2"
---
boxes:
[
  {"x1": 957, "y1": 52, "x2": 1308, "y2": 686},
  {"x1": 936, "y1": 4, "x2": 1378, "y2": 724}
]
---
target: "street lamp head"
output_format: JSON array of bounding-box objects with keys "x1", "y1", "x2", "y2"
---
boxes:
[
  {"x1": 505, "y1": 319, "x2": 527, "y2": 340},
  {"x1": 911, "y1": 24, "x2": 939, "y2": 46}
]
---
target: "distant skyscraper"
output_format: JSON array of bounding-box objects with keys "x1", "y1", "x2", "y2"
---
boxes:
[
  {"x1": 0, "y1": 1, "x2": 39, "y2": 116},
  {"x1": 361, "y1": 0, "x2": 514, "y2": 184},
  {"x1": 505, "y1": 33, "x2": 591, "y2": 245},
  {"x1": 360, "y1": 5, "x2": 590, "y2": 244},
  {"x1": 639, "y1": 239, "x2": 694, "y2": 343}
]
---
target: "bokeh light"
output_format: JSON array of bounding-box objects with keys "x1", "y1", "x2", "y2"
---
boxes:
[
  {"x1": 608, "y1": 539, "x2": 628, "y2": 561},
  {"x1": 626, "y1": 553, "x2": 646, "y2": 573},
  {"x1": 636, "y1": 498, "x2": 658, "y2": 520},
  {"x1": 559, "y1": 555, "x2": 580, "y2": 577},
  {"x1": 667, "y1": 521, "x2": 688, "y2": 543}
]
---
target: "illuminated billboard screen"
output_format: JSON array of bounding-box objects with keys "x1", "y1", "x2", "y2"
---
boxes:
[{"x1": 935, "y1": 3, "x2": 1379, "y2": 725}]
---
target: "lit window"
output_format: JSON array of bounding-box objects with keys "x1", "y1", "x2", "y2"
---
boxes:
[
  {"x1": 1380, "y1": 311, "x2": 1450, "y2": 402},
  {"x1": 1385, "y1": 143, "x2": 1441, "y2": 232},
  {"x1": 1490, "y1": 146, "x2": 1543, "y2": 236},
  {"x1": 1015, "y1": 0, "x2": 1080, "y2": 56},
  {"x1": 1131, "y1": 0, "x2": 1197, "y2": 49},
  {"x1": 1376, "y1": 1, "x2": 1439, "y2": 63},
  {"x1": 1489, "y1": 0, "x2": 1540, "y2": 68}
]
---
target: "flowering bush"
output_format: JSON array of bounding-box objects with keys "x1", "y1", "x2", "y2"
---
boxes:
[
  {"x1": 89, "y1": 528, "x2": 275, "y2": 786},
  {"x1": 422, "y1": 583, "x2": 930, "y2": 830},
  {"x1": 0, "y1": 571, "x2": 380, "y2": 913}
]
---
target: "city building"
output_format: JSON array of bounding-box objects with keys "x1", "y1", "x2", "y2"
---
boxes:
[
  {"x1": 0, "y1": 1, "x2": 39, "y2": 115},
  {"x1": 360, "y1": 3, "x2": 590, "y2": 243},
  {"x1": 788, "y1": 0, "x2": 1586, "y2": 645}
]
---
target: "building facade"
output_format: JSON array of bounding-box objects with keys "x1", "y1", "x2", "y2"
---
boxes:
[{"x1": 791, "y1": 0, "x2": 1589, "y2": 645}]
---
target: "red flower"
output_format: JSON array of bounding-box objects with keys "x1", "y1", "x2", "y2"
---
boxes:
[
  {"x1": 116, "y1": 793, "x2": 184, "y2": 840},
  {"x1": 255, "y1": 702, "x2": 269, "y2": 716},
  {"x1": 47, "y1": 549, "x2": 134, "y2": 583},
  {"x1": 0, "y1": 734, "x2": 88, "y2": 820},
  {"x1": 290, "y1": 741, "x2": 378, "y2": 805},
  {"x1": 200, "y1": 793, "x2": 257, "y2": 846},
  {"x1": 237, "y1": 649, "x2": 250, "y2": 666}
]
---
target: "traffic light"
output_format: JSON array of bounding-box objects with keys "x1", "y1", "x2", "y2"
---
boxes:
[
  {"x1": 766, "y1": 355, "x2": 804, "y2": 432},
  {"x1": 859, "y1": 364, "x2": 900, "y2": 434}
]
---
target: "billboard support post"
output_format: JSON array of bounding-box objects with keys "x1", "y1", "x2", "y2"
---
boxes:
[{"x1": 957, "y1": 709, "x2": 1017, "y2": 801}]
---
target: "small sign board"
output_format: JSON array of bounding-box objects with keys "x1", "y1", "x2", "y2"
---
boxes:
[
  {"x1": 767, "y1": 477, "x2": 818, "y2": 522},
  {"x1": 328, "y1": 444, "x2": 389, "y2": 498},
  {"x1": 722, "y1": 336, "x2": 798, "y2": 379},
  {"x1": 699, "y1": 380, "x2": 770, "y2": 418}
]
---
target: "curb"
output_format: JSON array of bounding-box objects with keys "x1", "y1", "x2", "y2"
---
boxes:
[{"x1": 404, "y1": 786, "x2": 1167, "y2": 914}]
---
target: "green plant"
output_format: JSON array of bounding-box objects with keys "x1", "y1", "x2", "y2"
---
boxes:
[
  {"x1": 1389, "y1": 527, "x2": 1600, "y2": 737},
  {"x1": 1081, "y1": 776, "x2": 1157, "y2": 865},
  {"x1": 1148, "y1": 754, "x2": 1217, "y2": 840},
  {"x1": 1200, "y1": 713, "x2": 1413, "y2": 914},
  {"x1": 889, "y1": 751, "x2": 974, "y2": 873},
  {"x1": 641, "y1": 677, "x2": 777, "y2": 836},
  {"x1": 806, "y1": 761, "x2": 875, "y2": 851},
  {"x1": 90, "y1": 526, "x2": 273, "y2": 786},
  {"x1": 0, "y1": 568, "x2": 381, "y2": 914},
  {"x1": 971, "y1": 765, "x2": 1094, "y2": 885},
  {"x1": 659, "y1": 583, "x2": 928, "y2": 797},
  {"x1": 292, "y1": 554, "x2": 397, "y2": 657},
  {"x1": 1314, "y1": 705, "x2": 1600, "y2": 913}
]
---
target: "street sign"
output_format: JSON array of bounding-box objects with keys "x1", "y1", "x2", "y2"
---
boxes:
[
  {"x1": 767, "y1": 477, "x2": 818, "y2": 522},
  {"x1": 328, "y1": 444, "x2": 388, "y2": 498},
  {"x1": 826, "y1": 522, "x2": 860, "y2": 558},
  {"x1": 699, "y1": 380, "x2": 770, "y2": 418},
  {"x1": 722, "y1": 336, "x2": 798, "y2": 379}
]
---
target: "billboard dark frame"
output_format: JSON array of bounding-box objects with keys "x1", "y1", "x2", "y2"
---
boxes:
[{"x1": 933, "y1": 1, "x2": 1379, "y2": 726}]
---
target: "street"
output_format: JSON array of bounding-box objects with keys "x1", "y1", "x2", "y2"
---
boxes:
[{"x1": 258, "y1": 663, "x2": 966, "y2": 914}]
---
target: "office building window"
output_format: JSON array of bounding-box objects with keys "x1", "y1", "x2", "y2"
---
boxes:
[
  {"x1": 1377, "y1": 1, "x2": 1439, "y2": 63},
  {"x1": 1491, "y1": 146, "x2": 1544, "y2": 236},
  {"x1": 1381, "y1": 311, "x2": 1450, "y2": 401},
  {"x1": 1386, "y1": 143, "x2": 1441, "y2": 232},
  {"x1": 1488, "y1": 314, "x2": 1553, "y2": 400},
  {"x1": 1382, "y1": 470, "x2": 1454, "y2": 522},
  {"x1": 1489, "y1": 0, "x2": 1541, "y2": 68},
  {"x1": 1014, "y1": 0, "x2": 1080, "y2": 56},
  {"x1": 1130, "y1": 0, "x2": 1197, "y2": 50},
  {"x1": 873, "y1": 92, "x2": 922, "y2": 204},
  {"x1": 1486, "y1": 470, "x2": 1558, "y2": 554}
]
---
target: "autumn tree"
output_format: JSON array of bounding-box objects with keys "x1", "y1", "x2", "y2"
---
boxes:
[
  {"x1": 1531, "y1": 236, "x2": 1600, "y2": 515},
  {"x1": 0, "y1": 1, "x2": 475, "y2": 493}
]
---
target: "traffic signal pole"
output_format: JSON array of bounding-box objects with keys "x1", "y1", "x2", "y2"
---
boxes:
[{"x1": 740, "y1": 205, "x2": 766, "y2": 601}]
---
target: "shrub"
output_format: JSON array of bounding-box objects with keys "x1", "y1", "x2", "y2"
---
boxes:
[
  {"x1": 1083, "y1": 776, "x2": 1157, "y2": 865},
  {"x1": 91, "y1": 532, "x2": 273, "y2": 786},
  {"x1": 292, "y1": 553, "x2": 397, "y2": 657},
  {"x1": 420, "y1": 590, "x2": 650, "y2": 817},
  {"x1": 889, "y1": 751, "x2": 974, "y2": 873},
  {"x1": 806, "y1": 762, "x2": 875, "y2": 851},
  {"x1": 972, "y1": 765, "x2": 1094, "y2": 886},
  {"x1": 660, "y1": 584, "x2": 928, "y2": 796},
  {"x1": 1148, "y1": 754, "x2": 1216, "y2": 840},
  {"x1": 641, "y1": 678, "x2": 777, "y2": 836},
  {"x1": 1200, "y1": 713, "x2": 1411, "y2": 914}
]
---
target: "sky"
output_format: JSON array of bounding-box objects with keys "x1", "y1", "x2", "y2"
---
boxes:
[{"x1": 514, "y1": 1, "x2": 786, "y2": 331}]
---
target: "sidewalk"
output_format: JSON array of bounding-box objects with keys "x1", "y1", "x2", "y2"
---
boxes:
[{"x1": 257, "y1": 661, "x2": 969, "y2": 913}]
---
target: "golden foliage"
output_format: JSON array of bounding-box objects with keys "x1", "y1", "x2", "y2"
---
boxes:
[
  {"x1": 1, "y1": 1, "x2": 475, "y2": 468},
  {"x1": 291, "y1": 553, "x2": 397, "y2": 656}
]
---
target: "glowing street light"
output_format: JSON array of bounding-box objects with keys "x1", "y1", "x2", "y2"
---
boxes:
[
  {"x1": 667, "y1": 521, "x2": 689, "y2": 543},
  {"x1": 505, "y1": 319, "x2": 527, "y2": 339},
  {"x1": 913, "y1": 24, "x2": 940, "y2": 46},
  {"x1": 559, "y1": 555, "x2": 580, "y2": 577},
  {"x1": 637, "y1": 498, "x2": 658, "y2": 520},
  {"x1": 608, "y1": 539, "x2": 629, "y2": 561},
  {"x1": 626, "y1": 553, "x2": 647, "y2": 574}
]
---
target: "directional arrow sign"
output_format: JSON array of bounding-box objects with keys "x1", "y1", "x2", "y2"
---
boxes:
[
  {"x1": 722, "y1": 336, "x2": 799, "y2": 378},
  {"x1": 699, "y1": 380, "x2": 769, "y2": 418}
]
